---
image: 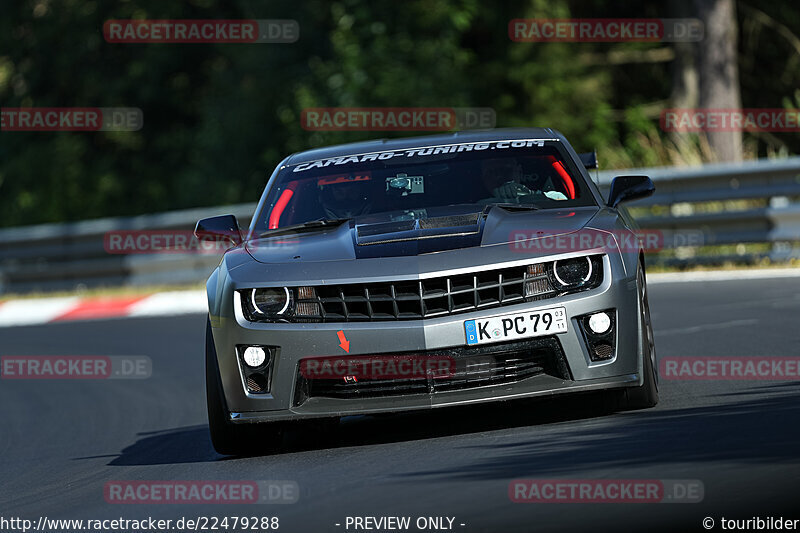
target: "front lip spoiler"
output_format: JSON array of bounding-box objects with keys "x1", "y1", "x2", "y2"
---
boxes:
[{"x1": 227, "y1": 373, "x2": 640, "y2": 424}]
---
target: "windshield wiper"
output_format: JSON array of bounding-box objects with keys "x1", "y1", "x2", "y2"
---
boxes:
[{"x1": 259, "y1": 218, "x2": 350, "y2": 238}]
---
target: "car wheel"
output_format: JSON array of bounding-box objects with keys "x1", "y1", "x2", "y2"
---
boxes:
[
  {"x1": 619, "y1": 263, "x2": 659, "y2": 409},
  {"x1": 205, "y1": 319, "x2": 283, "y2": 455}
]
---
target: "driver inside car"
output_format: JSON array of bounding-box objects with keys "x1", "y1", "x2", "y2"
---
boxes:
[
  {"x1": 318, "y1": 180, "x2": 372, "y2": 219},
  {"x1": 480, "y1": 158, "x2": 531, "y2": 200},
  {"x1": 479, "y1": 158, "x2": 568, "y2": 203}
]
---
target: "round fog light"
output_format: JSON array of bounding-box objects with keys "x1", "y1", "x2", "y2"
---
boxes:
[
  {"x1": 243, "y1": 346, "x2": 267, "y2": 368},
  {"x1": 588, "y1": 312, "x2": 611, "y2": 334}
]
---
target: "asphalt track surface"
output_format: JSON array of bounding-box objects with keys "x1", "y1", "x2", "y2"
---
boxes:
[{"x1": 2, "y1": 275, "x2": 800, "y2": 533}]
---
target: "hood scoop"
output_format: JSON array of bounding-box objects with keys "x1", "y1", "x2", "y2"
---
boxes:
[{"x1": 356, "y1": 213, "x2": 481, "y2": 246}]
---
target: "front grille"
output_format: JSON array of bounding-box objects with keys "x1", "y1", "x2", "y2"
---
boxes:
[
  {"x1": 305, "y1": 266, "x2": 530, "y2": 321},
  {"x1": 293, "y1": 260, "x2": 587, "y2": 322},
  {"x1": 293, "y1": 338, "x2": 571, "y2": 405}
]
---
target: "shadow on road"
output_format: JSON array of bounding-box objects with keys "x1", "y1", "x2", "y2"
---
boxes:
[
  {"x1": 396, "y1": 382, "x2": 800, "y2": 481},
  {"x1": 102, "y1": 426, "x2": 218, "y2": 465},
  {"x1": 96, "y1": 382, "x2": 800, "y2": 467}
]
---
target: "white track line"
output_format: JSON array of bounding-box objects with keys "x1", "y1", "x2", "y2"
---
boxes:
[
  {"x1": 0, "y1": 297, "x2": 81, "y2": 327},
  {"x1": 648, "y1": 268, "x2": 800, "y2": 284},
  {"x1": 127, "y1": 290, "x2": 207, "y2": 317}
]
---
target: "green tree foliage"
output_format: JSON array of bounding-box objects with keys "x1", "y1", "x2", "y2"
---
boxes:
[{"x1": 1, "y1": 0, "x2": 798, "y2": 227}]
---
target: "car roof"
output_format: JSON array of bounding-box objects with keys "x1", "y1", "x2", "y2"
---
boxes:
[{"x1": 283, "y1": 128, "x2": 567, "y2": 166}]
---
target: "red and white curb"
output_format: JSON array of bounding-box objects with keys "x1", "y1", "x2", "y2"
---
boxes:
[{"x1": 0, "y1": 290, "x2": 207, "y2": 327}]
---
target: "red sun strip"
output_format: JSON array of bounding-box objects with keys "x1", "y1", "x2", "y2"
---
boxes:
[
  {"x1": 268, "y1": 189, "x2": 294, "y2": 229},
  {"x1": 551, "y1": 161, "x2": 576, "y2": 199}
]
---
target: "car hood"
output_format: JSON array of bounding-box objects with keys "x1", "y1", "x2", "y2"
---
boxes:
[{"x1": 244, "y1": 206, "x2": 599, "y2": 264}]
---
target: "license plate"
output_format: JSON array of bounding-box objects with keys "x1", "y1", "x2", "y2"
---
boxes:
[{"x1": 464, "y1": 306, "x2": 567, "y2": 346}]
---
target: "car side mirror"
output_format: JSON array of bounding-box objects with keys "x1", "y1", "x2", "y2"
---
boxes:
[
  {"x1": 194, "y1": 214, "x2": 243, "y2": 248},
  {"x1": 607, "y1": 175, "x2": 655, "y2": 208}
]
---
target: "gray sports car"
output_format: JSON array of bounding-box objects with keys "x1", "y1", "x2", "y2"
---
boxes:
[{"x1": 196, "y1": 128, "x2": 658, "y2": 455}]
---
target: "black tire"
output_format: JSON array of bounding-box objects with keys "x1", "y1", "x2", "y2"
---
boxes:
[
  {"x1": 619, "y1": 263, "x2": 659, "y2": 409},
  {"x1": 205, "y1": 319, "x2": 283, "y2": 455}
]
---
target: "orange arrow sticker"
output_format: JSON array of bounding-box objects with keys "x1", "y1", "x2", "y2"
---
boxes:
[{"x1": 337, "y1": 330, "x2": 350, "y2": 353}]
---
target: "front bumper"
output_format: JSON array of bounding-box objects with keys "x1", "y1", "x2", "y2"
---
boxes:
[{"x1": 209, "y1": 254, "x2": 643, "y2": 423}]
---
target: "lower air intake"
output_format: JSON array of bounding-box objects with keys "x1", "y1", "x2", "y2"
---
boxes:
[{"x1": 293, "y1": 337, "x2": 571, "y2": 405}]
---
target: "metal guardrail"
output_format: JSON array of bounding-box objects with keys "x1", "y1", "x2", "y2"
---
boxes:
[
  {"x1": 1, "y1": 157, "x2": 799, "y2": 294},
  {"x1": 596, "y1": 156, "x2": 800, "y2": 249},
  {"x1": 0, "y1": 204, "x2": 256, "y2": 294}
]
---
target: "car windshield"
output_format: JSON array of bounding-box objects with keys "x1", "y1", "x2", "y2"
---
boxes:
[{"x1": 255, "y1": 140, "x2": 597, "y2": 232}]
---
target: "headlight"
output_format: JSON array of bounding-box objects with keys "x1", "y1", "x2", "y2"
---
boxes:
[
  {"x1": 551, "y1": 256, "x2": 594, "y2": 289},
  {"x1": 243, "y1": 287, "x2": 293, "y2": 320},
  {"x1": 251, "y1": 287, "x2": 291, "y2": 315},
  {"x1": 242, "y1": 346, "x2": 267, "y2": 367},
  {"x1": 525, "y1": 255, "x2": 603, "y2": 300},
  {"x1": 588, "y1": 311, "x2": 611, "y2": 334}
]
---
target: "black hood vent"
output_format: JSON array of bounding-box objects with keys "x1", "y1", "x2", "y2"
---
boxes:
[
  {"x1": 418, "y1": 213, "x2": 481, "y2": 230},
  {"x1": 353, "y1": 212, "x2": 484, "y2": 258},
  {"x1": 356, "y1": 220, "x2": 417, "y2": 238}
]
